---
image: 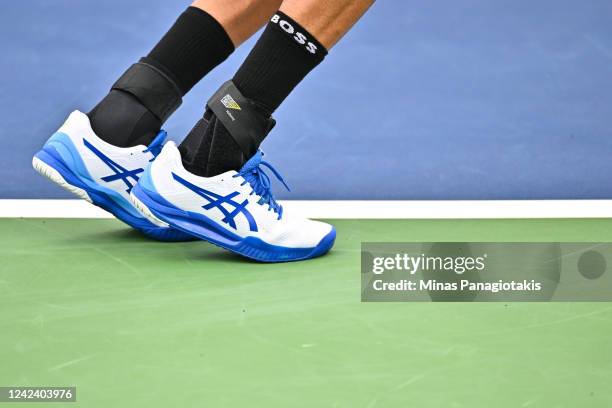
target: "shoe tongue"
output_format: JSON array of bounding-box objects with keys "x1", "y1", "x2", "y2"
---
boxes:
[{"x1": 239, "y1": 150, "x2": 263, "y2": 173}]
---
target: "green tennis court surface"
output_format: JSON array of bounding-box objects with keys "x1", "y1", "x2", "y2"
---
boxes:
[{"x1": 2, "y1": 218, "x2": 611, "y2": 407}]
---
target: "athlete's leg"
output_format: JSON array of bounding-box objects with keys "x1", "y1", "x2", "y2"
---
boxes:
[
  {"x1": 130, "y1": 0, "x2": 373, "y2": 258},
  {"x1": 279, "y1": 0, "x2": 374, "y2": 49},
  {"x1": 192, "y1": 0, "x2": 284, "y2": 46},
  {"x1": 33, "y1": 0, "x2": 282, "y2": 240},
  {"x1": 89, "y1": 0, "x2": 283, "y2": 148},
  {"x1": 179, "y1": 0, "x2": 374, "y2": 176}
]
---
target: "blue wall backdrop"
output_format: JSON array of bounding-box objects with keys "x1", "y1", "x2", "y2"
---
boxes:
[{"x1": 1, "y1": 0, "x2": 612, "y2": 199}]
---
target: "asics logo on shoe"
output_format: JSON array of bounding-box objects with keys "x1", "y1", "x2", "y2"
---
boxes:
[
  {"x1": 172, "y1": 173, "x2": 258, "y2": 232},
  {"x1": 220, "y1": 94, "x2": 241, "y2": 110},
  {"x1": 83, "y1": 139, "x2": 144, "y2": 194}
]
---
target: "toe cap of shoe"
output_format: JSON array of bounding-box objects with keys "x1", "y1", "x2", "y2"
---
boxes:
[{"x1": 272, "y1": 218, "x2": 335, "y2": 249}]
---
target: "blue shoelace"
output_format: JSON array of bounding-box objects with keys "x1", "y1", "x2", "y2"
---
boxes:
[
  {"x1": 143, "y1": 130, "x2": 167, "y2": 160},
  {"x1": 234, "y1": 151, "x2": 290, "y2": 219}
]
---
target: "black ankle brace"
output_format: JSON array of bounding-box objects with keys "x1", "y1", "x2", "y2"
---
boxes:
[
  {"x1": 206, "y1": 80, "x2": 275, "y2": 158},
  {"x1": 112, "y1": 61, "x2": 183, "y2": 122}
]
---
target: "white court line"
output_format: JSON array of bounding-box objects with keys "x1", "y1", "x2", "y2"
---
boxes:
[{"x1": 0, "y1": 199, "x2": 611, "y2": 219}]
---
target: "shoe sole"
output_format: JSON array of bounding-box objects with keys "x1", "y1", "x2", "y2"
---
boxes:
[
  {"x1": 33, "y1": 146, "x2": 192, "y2": 242},
  {"x1": 130, "y1": 184, "x2": 336, "y2": 263}
]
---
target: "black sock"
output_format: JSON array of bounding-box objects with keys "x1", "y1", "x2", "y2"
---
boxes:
[
  {"x1": 180, "y1": 11, "x2": 327, "y2": 177},
  {"x1": 233, "y1": 11, "x2": 327, "y2": 113},
  {"x1": 88, "y1": 7, "x2": 234, "y2": 148}
]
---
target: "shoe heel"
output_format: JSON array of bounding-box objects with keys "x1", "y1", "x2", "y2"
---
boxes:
[{"x1": 33, "y1": 150, "x2": 93, "y2": 203}]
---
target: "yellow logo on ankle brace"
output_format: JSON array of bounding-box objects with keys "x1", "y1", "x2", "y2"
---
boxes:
[{"x1": 221, "y1": 94, "x2": 241, "y2": 110}]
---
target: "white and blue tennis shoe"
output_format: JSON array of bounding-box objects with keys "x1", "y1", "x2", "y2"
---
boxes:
[
  {"x1": 129, "y1": 141, "x2": 336, "y2": 262},
  {"x1": 32, "y1": 110, "x2": 193, "y2": 241}
]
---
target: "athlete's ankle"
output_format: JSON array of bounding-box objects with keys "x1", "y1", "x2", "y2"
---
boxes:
[
  {"x1": 88, "y1": 90, "x2": 162, "y2": 148},
  {"x1": 178, "y1": 111, "x2": 246, "y2": 178},
  {"x1": 177, "y1": 12, "x2": 326, "y2": 179},
  {"x1": 89, "y1": 6, "x2": 234, "y2": 149},
  {"x1": 178, "y1": 84, "x2": 278, "y2": 179}
]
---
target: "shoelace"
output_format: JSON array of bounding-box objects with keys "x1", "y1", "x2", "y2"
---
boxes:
[
  {"x1": 142, "y1": 130, "x2": 167, "y2": 160},
  {"x1": 234, "y1": 155, "x2": 290, "y2": 219}
]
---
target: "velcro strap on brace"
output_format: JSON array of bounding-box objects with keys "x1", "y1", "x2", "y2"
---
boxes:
[
  {"x1": 207, "y1": 81, "x2": 275, "y2": 157},
  {"x1": 112, "y1": 62, "x2": 182, "y2": 122}
]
